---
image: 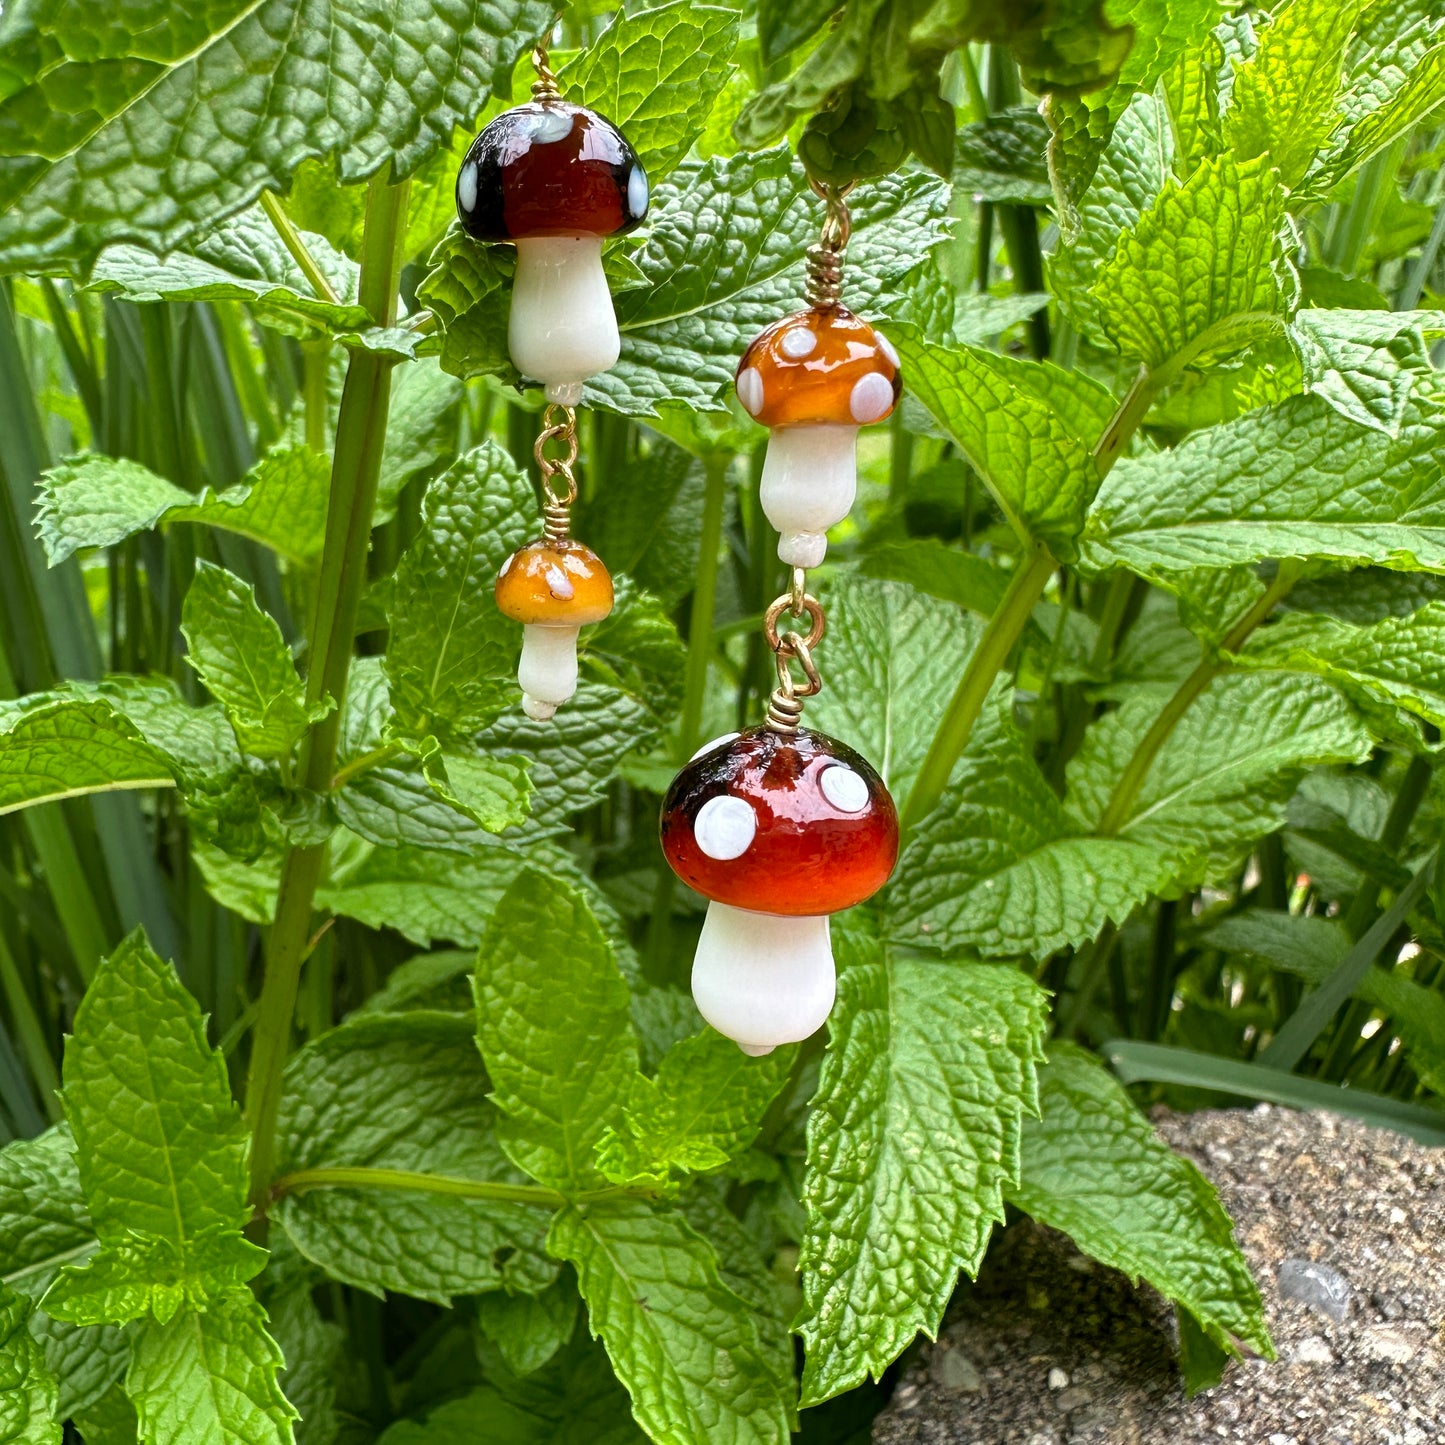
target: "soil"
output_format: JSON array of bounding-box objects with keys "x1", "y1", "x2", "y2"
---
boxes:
[{"x1": 871, "y1": 1104, "x2": 1445, "y2": 1445}]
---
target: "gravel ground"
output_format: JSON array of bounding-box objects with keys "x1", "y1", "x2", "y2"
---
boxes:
[{"x1": 872, "y1": 1105, "x2": 1445, "y2": 1445}]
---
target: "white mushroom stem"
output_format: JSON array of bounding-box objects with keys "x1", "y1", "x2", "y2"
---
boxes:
[
  {"x1": 758, "y1": 423, "x2": 859, "y2": 567},
  {"x1": 517, "y1": 622, "x2": 581, "y2": 722},
  {"x1": 691, "y1": 902, "x2": 836, "y2": 1055},
  {"x1": 509, "y1": 234, "x2": 620, "y2": 397}
]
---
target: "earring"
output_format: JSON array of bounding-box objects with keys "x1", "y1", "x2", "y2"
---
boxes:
[
  {"x1": 659, "y1": 184, "x2": 901, "y2": 1055},
  {"x1": 457, "y1": 35, "x2": 647, "y2": 720}
]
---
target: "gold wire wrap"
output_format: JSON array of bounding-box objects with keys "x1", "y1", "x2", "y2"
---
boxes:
[
  {"x1": 763, "y1": 583, "x2": 825, "y2": 734},
  {"x1": 534, "y1": 403, "x2": 579, "y2": 541},
  {"x1": 531, "y1": 27, "x2": 561, "y2": 102},
  {"x1": 804, "y1": 179, "x2": 855, "y2": 309}
]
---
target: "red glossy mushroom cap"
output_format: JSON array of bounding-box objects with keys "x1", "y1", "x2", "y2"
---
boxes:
[
  {"x1": 734, "y1": 306, "x2": 901, "y2": 430},
  {"x1": 456, "y1": 102, "x2": 649, "y2": 242},
  {"x1": 660, "y1": 726, "x2": 898, "y2": 916}
]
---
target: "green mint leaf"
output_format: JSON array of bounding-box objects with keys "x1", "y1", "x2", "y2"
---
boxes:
[
  {"x1": 795, "y1": 923, "x2": 1048, "y2": 1404},
  {"x1": 1010, "y1": 1044, "x2": 1273, "y2": 1381},
  {"x1": 756, "y1": 0, "x2": 837, "y2": 68},
  {"x1": 0, "y1": 0, "x2": 553, "y2": 272},
  {"x1": 0, "y1": 701, "x2": 175, "y2": 819},
  {"x1": 1235, "y1": 602, "x2": 1445, "y2": 728},
  {"x1": 1288, "y1": 308, "x2": 1444, "y2": 435},
  {"x1": 556, "y1": 3, "x2": 740, "y2": 180},
  {"x1": 595, "y1": 1030, "x2": 794, "y2": 1189},
  {"x1": 423, "y1": 148, "x2": 947, "y2": 416},
  {"x1": 182, "y1": 563, "x2": 321, "y2": 760},
  {"x1": 1091, "y1": 151, "x2": 1297, "y2": 370},
  {"x1": 895, "y1": 333, "x2": 1100, "y2": 555},
  {"x1": 41, "y1": 1230, "x2": 263, "y2": 1329},
  {"x1": 809, "y1": 574, "x2": 986, "y2": 806},
  {"x1": 38, "y1": 447, "x2": 330, "y2": 567},
  {"x1": 856, "y1": 541, "x2": 1011, "y2": 619},
  {"x1": 954, "y1": 109, "x2": 1052, "y2": 205},
  {"x1": 474, "y1": 873, "x2": 640, "y2": 1192},
  {"x1": 86, "y1": 206, "x2": 365, "y2": 338},
  {"x1": 263, "y1": 1243, "x2": 343, "y2": 1445},
  {"x1": 275, "y1": 1012, "x2": 555, "y2": 1305},
  {"x1": 418, "y1": 747, "x2": 533, "y2": 835},
  {"x1": 0, "y1": 1284, "x2": 60, "y2": 1445},
  {"x1": 1313, "y1": 4, "x2": 1445, "y2": 190},
  {"x1": 0, "y1": 1129, "x2": 127, "y2": 1418},
  {"x1": 1224, "y1": 0, "x2": 1362, "y2": 191},
  {"x1": 1049, "y1": 92, "x2": 1172, "y2": 337},
  {"x1": 127, "y1": 1290, "x2": 296, "y2": 1445},
  {"x1": 70, "y1": 1383, "x2": 137, "y2": 1445},
  {"x1": 476, "y1": 1280, "x2": 579, "y2": 1378},
  {"x1": 1081, "y1": 388, "x2": 1445, "y2": 577},
  {"x1": 884, "y1": 684, "x2": 1173, "y2": 959},
  {"x1": 549, "y1": 1201, "x2": 791, "y2": 1445},
  {"x1": 1066, "y1": 672, "x2": 1371, "y2": 884},
  {"x1": 376, "y1": 360, "x2": 465, "y2": 526},
  {"x1": 384, "y1": 443, "x2": 536, "y2": 746},
  {"x1": 50, "y1": 931, "x2": 256, "y2": 1325}
]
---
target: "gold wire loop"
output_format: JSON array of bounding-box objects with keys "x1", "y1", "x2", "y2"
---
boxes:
[
  {"x1": 534, "y1": 403, "x2": 578, "y2": 538},
  {"x1": 531, "y1": 19, "x2": 562, "y2": 102},
  {"x1": 804, "y1": 179, "x2": 854, "y2": 308},
  {"x1": 763, "y1": 590, "x2": 826, "y2": 654}
]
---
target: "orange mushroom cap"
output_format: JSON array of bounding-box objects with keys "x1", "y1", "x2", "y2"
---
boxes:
[
  {"x1": 734, "y1": 306, "x2": 901, "y2": 430},
  {"x1": 495, "y1": 539, "x2": 613, "y2": 626}
]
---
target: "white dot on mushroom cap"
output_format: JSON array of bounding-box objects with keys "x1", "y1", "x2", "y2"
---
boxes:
[
  {"x1": 695, "y1": 795, "x2": 757, "y2": 860},
  {"x1": 820, "y1": 764, "x2": 870, "y2": 813},
  {"x1": 736, "y1": 366, "x2": 764, "y2": 416},
  {"x1": 876, "y1": 331, "x2": 900, "y2": 370},
  {"x1": 531, "y1": 109, "x2": 573, "y2": 144},
  {"x1": 689, "y1": 731, "x2": 740, "y2": 763},
  {"x1": 498, "y1": 551, "x2": 515, "y2": 576},
  {"x1": 458, "y1": 161, "x2": 478, "y2": 214},
  {"x1": 627, "y1": 167, "x2": 649, "y2": 216},
  {"x1": 850, "y1": 372, "x2": 895, "y2": 424},
  {"x1": 780, "y1": 326, "x2": 817, "y2": 360},
  {"x1": 544, "y1": 564, "x2": 574, "y2": 600}
]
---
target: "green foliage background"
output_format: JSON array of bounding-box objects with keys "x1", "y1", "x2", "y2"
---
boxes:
[{"x1": 1, "y1": 0, "x2": 1445, "y2": 1441}]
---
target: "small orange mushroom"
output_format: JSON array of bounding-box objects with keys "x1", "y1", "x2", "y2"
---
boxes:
[
  {"x1": 495, "y1": 539, "x2": 613, "y2": 720},
  {"x1": 735, "y1": 306, "x2": 901, "y2": 566}
]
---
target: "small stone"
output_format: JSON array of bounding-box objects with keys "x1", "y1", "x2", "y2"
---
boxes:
[
  {"x1": 1371, "y1": 1290, "x2": 1406, "y2": 1320},
  {"x1": 1269, "y1": 1434, "x2": 1299, "y2": 1445},
  {"x1": 1276, "y1": 1257, "x2": 1351, "y2": 1322},
  {"x1": 931, "y1": 1348, "x2": 983, "y2": 1393},
  {"x1": 1025, "y1": 1434, "x2": 1062, "y2": 1445},
  {"x1": 1047, "y1": 1367, "x2": 1069, "y2": 1389},
  {"x1": 892, "y1": 1383, "x2": 922, "y2": 1412},
  {"x1": 1056, "y1": 1386, "x2": 1093, "y2": 1410},
  {"x1": 1359, "y1": 1325, "x2": 1416, "y2": 1364},
  {"x1": 1389, "y1": 1205, "x2": 1408, "y2": 1224},
  {"x1": 1291, "y1": 1336, "x2": 1334, "y2": 1365}
]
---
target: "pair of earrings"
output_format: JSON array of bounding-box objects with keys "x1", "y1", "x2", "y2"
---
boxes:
[{"x1": 456, "y1": 40, "x2": 900, "y2": 1053}]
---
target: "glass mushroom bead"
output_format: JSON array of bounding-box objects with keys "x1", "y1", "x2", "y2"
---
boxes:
[
  {"x1": 495, "y1": 539, "x2": 614, "y2": 721},
  {"x1": 660, "y1": 726, "x2": 899, "y2": 1054},
  {"x1": 735, "y1": 306, "x2": 901, "y2": 568},
  {"x1": 456, "y1": 101, "x2": 649, "y2": 402}
]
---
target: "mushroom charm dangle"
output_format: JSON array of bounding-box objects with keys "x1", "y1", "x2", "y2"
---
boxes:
[
  {"x1": 461, "y1": 31, "x2": 633, "y2": 721},
  {"x1": 735, "y1": 183, "x2": 901, "y2": 567},
  {"x1": 455, "y1": 38, "x2": 647, "y2": 403},
  {"x1": 660, "y1": 586, "x2": 899, "y2": 1054}
]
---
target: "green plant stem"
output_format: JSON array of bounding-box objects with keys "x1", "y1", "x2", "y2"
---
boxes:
[
  {"x1": 900, "y1": 542, "x2": 1055, "y2": 835},
  {"x1": 0, "y1": 930, "x2": 61, "y2": 1123},
  {"x1": 245, "y1": 171, "x2": 410, "y2": 1214},
  {"x1": 330, "y1": 741, "x2": 403, "y2": 789},
  {"x1": 260, "y1": 190, "x2": 341, "y2": 306},
  {"x1": 301, "y1": 340, "x2": 330, "y2": 454},
  {"x1": 1095, "y1": 567, "x2": 1298, "y2": 836},
  {"x1": 677, "y1": 455, "x2": 729, "y2": 761},
  {"x1": 267, "y1": 1165, "x2": 653, "y2": 1210}
]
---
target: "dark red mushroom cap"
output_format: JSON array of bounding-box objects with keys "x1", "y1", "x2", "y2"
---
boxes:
[
  {"x1": 456, "y1": 101, "x2": 649, "y2": 242},
  {"x1": 660, "y1": 726, "x2": 898, "y2": 916}
]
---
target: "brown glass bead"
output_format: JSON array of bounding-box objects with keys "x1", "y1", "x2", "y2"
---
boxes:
[
  {"x1": 456, "y1": 102, "x2": 648, "y2": 242},
  {"x1": 734, "y1": 306, "x2": 901, "y2": 430},
  {"x1": 660, "y1": 726, "x2": 899, "y2": 916},
  {"x1": 495, "y1": 539, "x2": 613, "y2": 625}
]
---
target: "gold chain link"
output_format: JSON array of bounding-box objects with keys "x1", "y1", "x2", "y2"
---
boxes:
[
  {"x1": 804, "y1": 179, "x2": 854, "y2": 309},
  {"x1": 533, "y1": 403, "x2": 579, "y2": 541},
  {"x1": 763, "y1": 572, "x2": 826, "y2": 733}
]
